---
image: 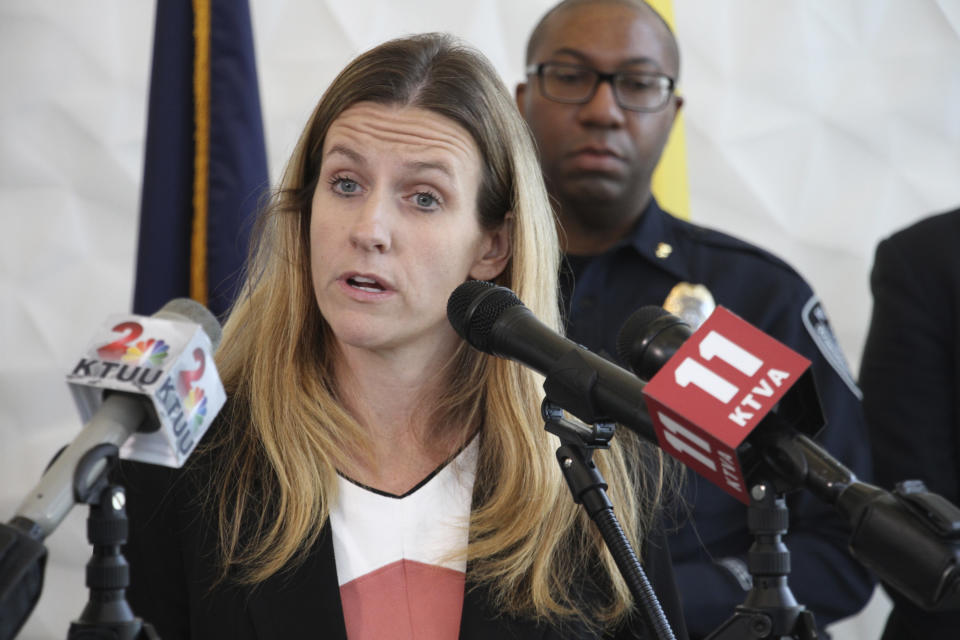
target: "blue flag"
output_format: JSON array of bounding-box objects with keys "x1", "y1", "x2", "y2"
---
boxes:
[{"x1": 133, "y1": 0, "x2": 269, "y2": 319}]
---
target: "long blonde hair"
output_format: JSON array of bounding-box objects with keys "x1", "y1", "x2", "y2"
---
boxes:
[{"x1": 206, "y1": 33, "x2": 673, "y2": 628}]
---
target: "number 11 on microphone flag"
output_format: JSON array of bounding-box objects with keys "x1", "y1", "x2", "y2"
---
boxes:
[
  {"x1": 642, "y1": 307, "x2": 811, "y2": 503},
  {"x1": 133, "y1": 0, "x2": 269, "y2": 319}
]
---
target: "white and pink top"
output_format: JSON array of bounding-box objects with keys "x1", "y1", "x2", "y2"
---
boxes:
[{"x1": 330, "y1": 438, "x2": 478, "y2": 639}]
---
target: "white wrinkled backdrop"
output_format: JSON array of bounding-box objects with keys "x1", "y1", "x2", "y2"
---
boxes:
[{"x1": 2, "y1": 0, "x2": 959, "y2": 637}]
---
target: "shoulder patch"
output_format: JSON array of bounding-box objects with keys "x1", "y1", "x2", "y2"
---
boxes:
[{"x1": 801, "y1": 297, "x2": 862, "y2": 400}]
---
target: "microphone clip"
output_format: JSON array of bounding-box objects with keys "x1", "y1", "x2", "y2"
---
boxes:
[
  {"x1": 542, "y1": 398, "x2": 613, "y2": 515},
  {"x1": 540, "y1": 398, "x2": 678, "y2": 640},
  {"x1": 541, "y1": 399, "x2": 615, "y2": 451}
]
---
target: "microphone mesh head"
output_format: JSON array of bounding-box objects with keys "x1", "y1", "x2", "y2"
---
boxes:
[
  {"x1": 447, "y1": 281, "x2": 522, "y2": 353},
  {"x1": 155, "y1": 298, "x2": 223, "y2": 349},
  {"x1": 616, "y1": 306, "x2": 671, "y2": 366}
]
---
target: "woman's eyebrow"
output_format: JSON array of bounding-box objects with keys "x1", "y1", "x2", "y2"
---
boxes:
[
  {"x1": 325, "y1": 143, "x2": 367, "y2": 166},
  {"x1": 403, "y1": 159, "x2": 454, "y2": 179}
]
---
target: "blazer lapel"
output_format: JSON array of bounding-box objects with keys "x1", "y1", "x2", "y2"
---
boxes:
[
  {"x1": 458, "y1": 581, "x2": 547, "y2": 640},
  {"x1": 247, "y1": 524, "x2": 347, "y2": 639}
]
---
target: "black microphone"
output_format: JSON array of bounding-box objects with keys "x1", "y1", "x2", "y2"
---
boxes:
[
  {"x1": 449, "y1": 282, "x2": 683, "y2": 640},
  {"x1": 616, "y1": 305, "x2": 693, "y2": 383},
  {"x1": 617, "y1": 304, "x2": 960, "y2": 612},
  {"x1": 447, "y1": 281, "x2": 656, "y2": 441}
]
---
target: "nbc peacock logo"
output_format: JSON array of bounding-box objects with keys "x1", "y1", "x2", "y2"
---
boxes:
[
  {"x1": 182, "y1": 386, "x2": 208, "y2": 430},
  {"x1": 177, "y1": 348, "x2": 210, "y2": 431},
  {"x1": 97, "y1": 321, "x2": 170, "y2": 366},
  {"x1": 122, "y1": 338, "x2": 170, "y2": 366}
]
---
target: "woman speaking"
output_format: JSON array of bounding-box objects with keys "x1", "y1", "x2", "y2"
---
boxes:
[{"x1": 118, "y1": 32, "x2": 685, "y2": 640}]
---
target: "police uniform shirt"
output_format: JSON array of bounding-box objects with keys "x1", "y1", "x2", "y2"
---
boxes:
[{"x1": 560, "y1": 198, "x2": 875, "y2": 638}]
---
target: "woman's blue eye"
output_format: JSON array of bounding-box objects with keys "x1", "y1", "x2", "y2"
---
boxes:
[
  {"x1": 414, "y1": 192, "x2": 439, "y2": 208},
  {"x1": 330, "y1": 176, "x2": 359, "y2": 194}
]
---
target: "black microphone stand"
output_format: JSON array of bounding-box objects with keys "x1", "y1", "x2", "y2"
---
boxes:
[
  {"x1": 66, "y1": 444, "x2": 159, "y2": 640},
  {"x1": 542, "y1": 400, "x2": 676, "y2": 640},
  {"x1": 704, "y1": 479, "x2": 816, "y2": 640},
  {"x1": 700, "y1": 381, "x2": 827, "y2": 640}
]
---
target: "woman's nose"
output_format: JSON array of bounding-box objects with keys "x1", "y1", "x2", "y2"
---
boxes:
[{"x1": 349, "y1": 192, "x2": 392, "y2": 253}]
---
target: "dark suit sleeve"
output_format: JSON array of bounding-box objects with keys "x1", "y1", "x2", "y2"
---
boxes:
[
  {"x1": 860, "y1": 233, "x2": 960, "y2": 499},
  {"x1": 859, "y1": 216, "x2": 960, "y2": 638}
]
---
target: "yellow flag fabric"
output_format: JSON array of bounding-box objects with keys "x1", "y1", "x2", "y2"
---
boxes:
[{"x1": 645, "y1": 0, "x2": 690, "y2": 220}]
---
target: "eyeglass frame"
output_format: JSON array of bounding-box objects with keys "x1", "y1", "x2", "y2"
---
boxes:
[{"x1": 525, "y1": 62, "x2": 677, "y2": 113}]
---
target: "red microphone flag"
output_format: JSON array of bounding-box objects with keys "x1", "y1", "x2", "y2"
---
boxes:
[{"x1": 642, "y1": 307, "x2": 811, "y2": 503}]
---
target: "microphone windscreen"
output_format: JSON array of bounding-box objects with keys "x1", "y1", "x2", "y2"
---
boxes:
[
  {"x1": 616, "y1": 306, "x2": 671, "y2": 364},
  {"x1": 447, "y1": 281, "x2": 521, "y2": 353},
  {"x1": 153, "y1": 298, "x2": 223, "y2": 349},
  {"x1": 616, "y1": 306, "x2": 692, "y2": 381}
]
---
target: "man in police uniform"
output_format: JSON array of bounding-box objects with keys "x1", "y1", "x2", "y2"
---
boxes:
[{"x1": 516, "y1": 1, "x2": 875, "y2": 636}]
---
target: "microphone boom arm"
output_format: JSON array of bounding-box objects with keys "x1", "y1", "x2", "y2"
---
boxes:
[{"x1": 785, "y1": 432, "x2": 960, "y2": 612}]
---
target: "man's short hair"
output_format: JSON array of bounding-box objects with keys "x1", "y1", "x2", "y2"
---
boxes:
[{"x1": 524, "y1": 0, "x2": 680, "y2": 79}]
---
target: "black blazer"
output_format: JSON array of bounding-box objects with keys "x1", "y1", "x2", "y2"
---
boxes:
[
  {"x1": 117, "y1": 450, "x2": 689, "y2": 640},
  {"x1": 859, "y1": 207, "x2": 960, "y2": 638}
]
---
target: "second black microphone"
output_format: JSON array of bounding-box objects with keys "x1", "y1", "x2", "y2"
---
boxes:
[{"x1": 447, "y1": 280, "x2": 656, "y2": 441}]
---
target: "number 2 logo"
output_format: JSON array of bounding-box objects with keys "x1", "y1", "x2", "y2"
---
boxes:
[
  {"x1": 97, "y1": 321, "x2": 143, "y2": 361},
  {"x1": 177, "y1": 348, "x2": 206, "y2": 396}
]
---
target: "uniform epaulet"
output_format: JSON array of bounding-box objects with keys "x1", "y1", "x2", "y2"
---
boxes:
[{"x1": 679, "y1": 219, "x2": 804, "y2": 281}]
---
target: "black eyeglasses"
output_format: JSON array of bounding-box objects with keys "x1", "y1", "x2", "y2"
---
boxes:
[{"x1": 526, "y1": 62, "x2": 676, "y2": 112}]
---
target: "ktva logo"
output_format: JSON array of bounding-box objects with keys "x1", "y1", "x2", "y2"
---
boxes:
[{"x1": 642, "y1": 307, "x2": 810, "y2": 503}]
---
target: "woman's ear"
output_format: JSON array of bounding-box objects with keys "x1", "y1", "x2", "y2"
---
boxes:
[{"x1": 469, "y1": 212, "x2": 514, "y2": 281}]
